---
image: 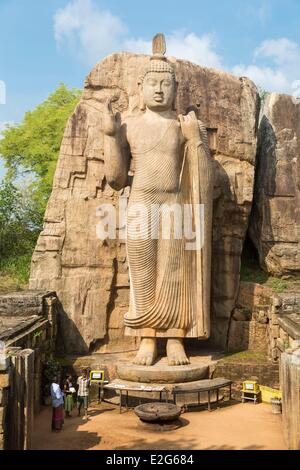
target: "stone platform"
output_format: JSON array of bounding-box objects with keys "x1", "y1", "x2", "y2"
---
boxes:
[
  {"x1": 65, "y1": 350, "x2": 222, "y2": 385},
  {"x1": 63, "y1": 351, "x2": 225, "y2": 408},
  {"x1": 117, "y1": 356, "x2": 211, "y2": 383},
  {"x1": 104, "y1": 378, "x2": 225, "y2": 410}
]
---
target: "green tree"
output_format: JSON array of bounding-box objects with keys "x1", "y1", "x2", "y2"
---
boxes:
[
  {"x1": 0, "y1": 83, "x2": 81, "y2": 286},
  {"x1": 0, "y1": 83, "x2": 81, "y2": 214},
  {"x1": 0, "y1": 180, "x2": 41, "y2": 283}
]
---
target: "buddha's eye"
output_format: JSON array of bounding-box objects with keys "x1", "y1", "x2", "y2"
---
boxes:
[
  {"x1": 163, "y1": 80, "x2": 171, "y2": 86},
  {"x1": 147, "y1": 79, "x2": 157, "y2": 86}
]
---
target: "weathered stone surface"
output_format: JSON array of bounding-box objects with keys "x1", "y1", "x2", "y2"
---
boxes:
[
  {"x1": 30, "y1": 52, "x2": 259, "y2": 353},
  {"x1": 0, "y1": 406, "x2": 6, "y2": 433},
  {"x1": 281, "y1": 348, "x2": 300, "y2": 449},
  {"x1": 232, "y1": 307, "x2": 251, "y2": 321},
  {"x1": 134, "y1": 403, "x2": 182, "y2": 422},
  {"x1": 228, "y1": 319, "x2": 268, "y2": 352},
  {"x1": 0, "y1": 374, "x2": 9, "y2": 389},
  {"x1": 0, "y1": 316, "x2": 41, "y2": 343},
  {"x1": 227, "y1": 281, "x2": 275, "y2": 353},
  {"x1": 236, "y1": 281, "x2": 273, "y2": 309},
  {"x1": 0, "y1": 291, "x2": 55, "y2": 317},
  {"x1": 117, "y1": 360, "x2": 209, "y2": 384},
  {"x1": 250, "y1": 93, "x2": 300, "y2": 274},
  {"x1": 280, "y1": 293, "x2": 300, "y2": 314},
  {"x1": 0, "y1": 432, "x2": 4, "y2": 450},
  {"x1": 278, "y1": 314, "x2": 300, "y2": 340},
  {"x1": 0, "y1": 389, "x2": 8, "y2": 407},
  {"x1": 213, "y1": 360, "x2": 279, "y2": 399}
]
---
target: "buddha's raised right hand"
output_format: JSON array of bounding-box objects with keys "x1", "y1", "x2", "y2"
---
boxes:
[
  {"x1": 178, "y1": 110, "x2": 202, "y2": 143},
  {"x1": 103, "y1": 98, "x2": 121, "y2": 136}
]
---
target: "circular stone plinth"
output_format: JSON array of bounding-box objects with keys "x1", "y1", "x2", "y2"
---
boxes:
[
  {"x1": 134, "y1": 402, "x2": 182, "y2": 422},
  {"x1": 137, "y1": 419, "x2": 183, "y2": 432},
  {"x1": 117, "y1": 359, "x2": 209, "y2": 383}
]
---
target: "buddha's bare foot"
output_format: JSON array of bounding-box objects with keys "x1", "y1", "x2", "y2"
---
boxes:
[
  {"x1": 167, "y1": 338, "x2": 190, "y2": 366},
  {"x1": 133, "y1": 338, "x2": 157, "y2": 366}
]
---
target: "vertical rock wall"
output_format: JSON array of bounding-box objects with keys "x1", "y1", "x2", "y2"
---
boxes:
[{"x1": 250, "y1": 93, "x2": 300, "y2": 274}]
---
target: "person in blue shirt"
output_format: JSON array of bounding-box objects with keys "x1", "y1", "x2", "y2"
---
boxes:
[{"x1": 50, "y1": 376, "x2": 64, "y2": 431}]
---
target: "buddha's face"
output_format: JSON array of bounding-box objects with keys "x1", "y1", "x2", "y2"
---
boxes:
[{"x1": 142, "y1": 71, "x2": 176, "y2": 111}]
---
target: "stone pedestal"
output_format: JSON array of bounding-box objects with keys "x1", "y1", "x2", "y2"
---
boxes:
[{"x1": 117, "y1": 357, "x2": 210, "y2": 384}]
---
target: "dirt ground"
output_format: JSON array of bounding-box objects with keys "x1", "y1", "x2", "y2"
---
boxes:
[{"x1": 32, "y1": 401, "x2": 286, "y2": 450}]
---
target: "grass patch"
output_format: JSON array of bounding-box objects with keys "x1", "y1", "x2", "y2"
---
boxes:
[
  {"x1": 0, "y1": 253, "x2": 32, "y2": 283},
  {"x1": 240, "y1": 265, "x2": 269, "y2": 284},
  {"x1": 241, "y1": 265, "x2": 296, "y2": 294},
  {"x1": 267, "y1": 277, "x2": 288, "y2": 293},
  {"x1": 0, "y1": 273, "x2": 26, "y2": 294},
  {"x1": 240, "y1": 236, "x2": 300, "y2": 294},
  {"x1": 0, "y1": 253, "x2": 32, "y2": 293},
  {"x1": 220, "y1": 350, "x2": 269, "y2": 364}
]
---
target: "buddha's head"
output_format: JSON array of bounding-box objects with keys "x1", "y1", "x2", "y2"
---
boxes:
[{"x1": 138, "y1": 33, "x2": 177, "y2": 112}]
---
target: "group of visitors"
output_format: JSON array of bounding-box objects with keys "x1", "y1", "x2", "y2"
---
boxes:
[{"x1": 50, "y1": 369, "x2": 90, "y2": 432}]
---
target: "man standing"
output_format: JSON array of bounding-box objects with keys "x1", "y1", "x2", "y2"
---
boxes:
[{"x1": 77, "y1": 369, "x2": 90, "y2": 420}]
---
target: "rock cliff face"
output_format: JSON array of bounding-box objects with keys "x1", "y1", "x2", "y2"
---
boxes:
[
  {"x1": 29, "y1": 53, "x2": 259, "y2": 353},
  {"x1": 249, "y1": 93, "x2": 300, "y2": 274}
]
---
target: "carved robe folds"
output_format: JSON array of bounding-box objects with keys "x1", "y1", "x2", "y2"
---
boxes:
[{"x1": 124, "y1": 120, "x2": 213, "y2": 339}]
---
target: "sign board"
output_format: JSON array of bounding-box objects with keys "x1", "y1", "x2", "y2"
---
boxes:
[
  {"x1": 90, "y1": 370, "x2": 105, "y2": 382},
  {"x1": 245, "y1": 383, "x2": 254, "y2": 390}
]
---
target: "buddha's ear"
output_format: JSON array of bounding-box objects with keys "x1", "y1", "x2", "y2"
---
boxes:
[
  {"x1": 172, "y1": 80, "x2": 178, "y2": 111},
  {"x1": 138, "y1": 77, "x2": 146, "y2": 111}
]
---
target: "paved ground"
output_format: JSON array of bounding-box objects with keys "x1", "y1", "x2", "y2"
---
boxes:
[{"x1": 32, "y1": 401, "x2": 286, "y2": 450}]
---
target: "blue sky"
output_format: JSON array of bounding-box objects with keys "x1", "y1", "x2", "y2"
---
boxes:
[{"x1": 1, "y1": 0, "x2": 300, "y2": 178}]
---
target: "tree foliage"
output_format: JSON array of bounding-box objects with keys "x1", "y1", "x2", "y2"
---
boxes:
[
  {"x1": 0, "y1": 83, "x2": 81, "y2": 213},
  {"x1": 0, "y1": 180, "x2": 42, "y2": 282},
  {"x1": 0, "y1": 83, "x2": 81, "y2": 285}
]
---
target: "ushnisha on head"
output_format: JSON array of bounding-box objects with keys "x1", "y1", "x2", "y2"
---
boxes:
[{"x1": 139, "y1": 33, "x2": 177, "y2": 112}]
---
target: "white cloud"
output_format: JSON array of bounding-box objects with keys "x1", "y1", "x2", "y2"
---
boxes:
[
  {"x1": 167, "y1": 32, "x2": 222, "y2": 69},
  {"x1": 232, "y1": 64, "x2": 289, "y2": 92},
  {"x1": 125, "y1": 31, "x2": 222, "y2": 69},
  {"x1": 233, "y1": 38, "x2": 300, "y2": 93},
  {"x1": 54, "y1": 0, "x2": 222, "y2": 68},
  {"x1": 123, "y1": 38, "x2": 151, "y2": 55},
  {"x1": 254, "y1": 38, "x2": 299, "y2": 65},
  {"x1": 54, "y1": 0, "x2": 128, "y2": 65},
  {"x1": 54, "y1": 1, "x2": 300, "y2": 94}
]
